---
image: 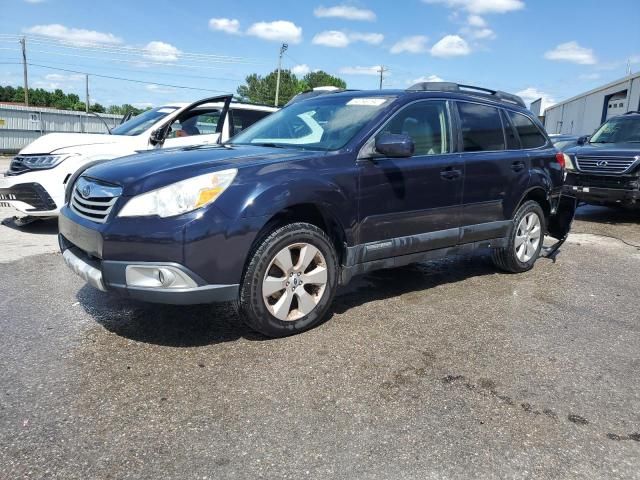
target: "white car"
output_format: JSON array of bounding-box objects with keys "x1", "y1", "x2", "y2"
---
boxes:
[{"x1": 0, "y1": 95, "x2": 276, "y2": 218}]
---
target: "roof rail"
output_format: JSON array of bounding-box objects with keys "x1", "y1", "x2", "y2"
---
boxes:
[{"x1": 406, "y1": 81, "x2": 526, "y2": 108}]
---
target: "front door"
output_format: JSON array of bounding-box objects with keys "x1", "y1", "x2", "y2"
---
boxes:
[{"x1": 357, "y1": 100, "x2": 464, "y2": 260}]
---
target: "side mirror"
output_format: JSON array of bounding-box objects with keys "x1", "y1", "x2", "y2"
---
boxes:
[
  {"x1": 149, "y1": 127, "x2": 168, "y2": 146},
  {"x1": 375, "y1": 133, "x2": 415, "y2": 158},
  {"x1": 577, "y1": 135, "x2": 590, "y2": 146}
]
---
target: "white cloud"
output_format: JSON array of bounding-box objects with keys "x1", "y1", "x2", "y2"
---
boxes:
[
  {"x1": 339, "y1": 65, "x2": 382, "y2": 76},
  {"x1": 44, "y1": 73, "x2": 84, "y2": 82},
  {"x1": 578, "y1": 72, "x2": 601, "y2": 81},
  {"x1": 467, "y1": 14, "x2": 487, "y2": 27},
  {"x1": 208, "y1": 18, "x2": 241, "y2": 34},
  {"x1": 349, "y1": 32, "x2": 384, "y2": 45},
  {"x1": 391, "y1": 35, "x2": 429, "y2": 54},
  {"x1": 470, "y1": 27, "x2": 495, "y2": 39},
  {"x1": 313, "y1": 30, "x2": 384, "y2": 48},
  {"x1": 423, "y1": 0, "x2": 525, "y2": 14},
  {"x1": 313, "y1": 30, "x2": 350, "y2": 47},
  {"x1": 409, "y1": 74, "x2": 445, "y2": 84},
  {"x1": 24, "y1": 24, "x2": 123, "y2": 45},
  {"x1": 292, "y1": 64, "x2": 311, "y2": 75},
  {"x1": 313, "y1": 5, "x2": 376, "y2": 21},
  {"x1": 144, "y1": 41, "x2": 181, "y2": 62},
  {"x1": 145, "y1": 84, "x2": 176, "y2": 94},
  {"x1": 516, "y1": 87, "x2": 555, "y2": 112},
  {"x1": 544, "y1": 41, "x2": 596, "y2": 65},
  {"x1": 430, "y1": 35, "x2": 471, "y2": 57},
  {"x1": 247, "y1": 20, "x2": 303, "y2": 44}
]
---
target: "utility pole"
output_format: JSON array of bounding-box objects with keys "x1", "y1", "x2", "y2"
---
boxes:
[
  {"x1": 274, "y1": 43, "x2": 288, "y2": 107},
  {"x1": 20, "y1": 36, "x2": 29, "y2": 106},
  {"x1": 85, "y1": 74, "x2": 90, "y2": 113},
  {"x1": 377, "y1": 65, "x2": 388, "y2": 90}
]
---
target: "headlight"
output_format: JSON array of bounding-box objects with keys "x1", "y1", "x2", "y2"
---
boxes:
[
  {"x1": 19, "y1": 154, "x2": 73, "y2": 169},
  {"x1": 564, "y1": 153, "x2": 576, "y2": 171},
  {"x1": 118, "y1": 169, "x2": 237, "y2": 218}
]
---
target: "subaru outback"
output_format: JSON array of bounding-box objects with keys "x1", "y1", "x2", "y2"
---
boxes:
[{"x1": 58, "y1": 83, "x2": 576, "y2": 337}]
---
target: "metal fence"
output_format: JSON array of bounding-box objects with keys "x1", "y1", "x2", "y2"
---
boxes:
[{"x1": 0, "y1": 104, "x2": 123, "y2": 153}]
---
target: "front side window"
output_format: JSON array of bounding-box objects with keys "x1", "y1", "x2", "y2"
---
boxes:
[
  {"x1": 167, "y1": 109, "x2": 221, "y2": 138},
  {"x1": 508, "y1": 111, "x2": 547, "y2": 149},
  {"x1": 111, "y1": 107, "x2": 178, "y2": 136},
  {"x1": 230, "y1": 94, "x2": 396, "y2": 151},
  {"x1": 231, "y1": 109, "x2": 272, "y2": 136},
  {"x1": 457, "y1": 102, "x2": 505, "y2": 152},
  {"x1": 376, "y1": 100, "x2": 450, "y2": 155}
]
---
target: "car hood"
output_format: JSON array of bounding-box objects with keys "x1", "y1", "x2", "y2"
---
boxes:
[
  {"x1": 83, "y1": 144, "x2": 324, "y2": 196},
  {"x1": 19, "y1": 132, "x2": 134, "y2": 155},
  {"x1": 568, "y1": 142, "x2": 640, "y2": 157}
]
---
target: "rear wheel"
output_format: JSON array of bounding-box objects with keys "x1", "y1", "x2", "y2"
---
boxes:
[
  {"x1": 492, "y1": 201, "x2": 545, "y2": 273},
  {"x1": 239, "y1": 222, "x2": 338, "y2": 337}
]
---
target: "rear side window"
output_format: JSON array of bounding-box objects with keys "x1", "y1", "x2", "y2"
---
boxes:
[
  {"x1": 507, "y1": 111, "x2": 547, "y2": 149},
  {"x1": 231, "y1": 109, "x2": 271, "y2": 136},
  {"x1": 457, "y1": 102, "x2": 505, "y2": 152}
]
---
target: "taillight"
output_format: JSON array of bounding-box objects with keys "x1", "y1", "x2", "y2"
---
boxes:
[{"x1": 555, "y1": 151, "x2": 566, "y2": 169}]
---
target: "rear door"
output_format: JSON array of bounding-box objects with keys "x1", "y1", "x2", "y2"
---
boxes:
[
  {"x1": 455, "y1": 101, "x2": 527, "y2": 242},
  {"x1": 357, "y1": 99, "x2": 464, "y2": 258}
]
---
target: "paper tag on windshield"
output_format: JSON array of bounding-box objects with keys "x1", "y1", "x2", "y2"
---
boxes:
[{"x1": 347, "y1": 98, "x2": 387, "y2": 106}]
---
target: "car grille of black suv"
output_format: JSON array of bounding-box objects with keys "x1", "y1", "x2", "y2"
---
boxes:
[
  {"x1": 70, "y1": 177, "x2": 121, "y2": 224},
  {"x1": 576, "y1": 156, "x2": 638, "y2": 174}
]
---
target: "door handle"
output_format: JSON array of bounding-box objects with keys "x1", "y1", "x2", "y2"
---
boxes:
[
  {"x1": 512, "y1": 161, "x2": 526, "y2": 172},
  {"x1": 440, "y1": 167, "x2": 462, "y2": 180}
]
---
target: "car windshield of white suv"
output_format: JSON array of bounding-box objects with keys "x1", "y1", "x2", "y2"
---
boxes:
[
  {"x1": 590, "y1": 116, "x2": 640, "y2": 144},
  {"x1": 229, "y1": 95, "x2": 396, "y2": 151},
  {"x1": 111, "y1": 107, "x2": 178, "y2": 136}
]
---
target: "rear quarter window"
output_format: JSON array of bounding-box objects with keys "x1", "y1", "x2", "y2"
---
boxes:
[{"x1": 507, "y1": 111, "x2": 547, "y2": 149}]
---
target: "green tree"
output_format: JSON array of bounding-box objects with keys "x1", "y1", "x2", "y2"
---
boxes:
[
  {"x1": 237, "y1": 70, "x2": 305, "y2": 107},
  {"x1": 302, "y1": 71, "x2": 347, "y2": 90}
]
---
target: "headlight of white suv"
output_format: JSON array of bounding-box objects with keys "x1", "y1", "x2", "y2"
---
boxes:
[
  {"x1": 19, "y1": 154, "x2": 74, "y2": 169},
  {"x1": 118, "y1": 169, "x2": 237, "y2": 218}
]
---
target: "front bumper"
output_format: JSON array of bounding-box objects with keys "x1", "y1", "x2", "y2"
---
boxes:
[
  {"x1": 0, "y1": 178, "x2": 59, "y2": 215},
  {"x1": 563, "y1": 171, "x2": 640, "y2": 205},
  {"x1": 59, "y1": 236, "x2": 239, "y2": 305}
]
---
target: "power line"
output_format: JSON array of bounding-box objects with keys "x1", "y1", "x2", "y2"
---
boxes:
[{"x1": 0, "y1": 62, "x2": 232, "y2": 93}]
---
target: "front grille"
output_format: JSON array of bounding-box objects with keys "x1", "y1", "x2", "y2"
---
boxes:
[
  {"x1": 576, "y1": 156, "x2": 639, "y2": 174},
  {"x1": 7, "y1": 156, "x2": 30, "y2": 175},
  {"x1": 0, "y1": 183, "x2": 57, "y2": 211},
  {"x1": 70, "y1": 177, "x2": 121, "y2": 224}
]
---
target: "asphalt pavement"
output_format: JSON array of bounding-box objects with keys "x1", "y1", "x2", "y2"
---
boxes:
[{"x1": 1, "y1": 155, "x2": 639, "y2": 479}]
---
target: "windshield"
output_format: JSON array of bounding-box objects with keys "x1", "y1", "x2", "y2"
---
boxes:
[
  {"x1": 111, "y1": 107, "x2": 178, "y2": 136},
  {"x1": 590, "y1": 116, "x2": 640, "y2": 144},
  {"x1": 229, "y1": 95, "x2": 396, "y2": 151}
]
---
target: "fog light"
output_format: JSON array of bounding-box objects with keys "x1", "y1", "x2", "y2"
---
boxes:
[{"x1": 125, "y1": 265, "x2": 198, "y2": 289}]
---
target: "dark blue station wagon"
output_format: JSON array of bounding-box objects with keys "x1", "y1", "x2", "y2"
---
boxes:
[{"x1": 58, "y1": 82, "x2": 576, "y2": 337}]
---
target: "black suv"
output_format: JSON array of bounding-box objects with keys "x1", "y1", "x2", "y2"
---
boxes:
[
  {"x1": 564, "y1": 112, "x2": 640, "y2": 208},
  {"x1": 58, "y1": 83, "x2": 575, "y2": 337}
]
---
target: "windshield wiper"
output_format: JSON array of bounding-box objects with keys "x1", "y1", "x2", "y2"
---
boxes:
[{"x1": 250, "y1": 143, "x2": 292, "y2": 149}]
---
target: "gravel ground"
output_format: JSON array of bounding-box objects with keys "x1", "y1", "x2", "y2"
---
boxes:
[{"x1": 0, "y1": 166, "x2": 639, "y2": 478}]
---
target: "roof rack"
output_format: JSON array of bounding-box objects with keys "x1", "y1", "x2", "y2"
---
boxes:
[{"x1": 406, "y1": 81, "x2": 526, "y2": 108}]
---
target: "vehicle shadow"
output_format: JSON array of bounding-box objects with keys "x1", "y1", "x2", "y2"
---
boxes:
[
  {"x1": 333, "y1": 254, "x2": 497, "y2": 314},
  {"x1": 575, "y1": 204, "x2": 639, "y2": 225},
  {"x1": 1, "y1": 216, "x2": 59, "y2": 234},
  {"x1": 76, "y1": 284, "x2": 267, "y2": 347},
  {"x1": 77, "y1": 253, "x2": 499, "y2": 347}
]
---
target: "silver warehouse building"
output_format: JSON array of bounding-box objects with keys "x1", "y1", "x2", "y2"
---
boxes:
[{"x1": 543, "y1": 72, "x2": 640, "y2": 136}]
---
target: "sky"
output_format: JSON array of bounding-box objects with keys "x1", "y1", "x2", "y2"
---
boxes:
[{"x1": 0, "y1": 0, "x2": 639, "y2": 111}]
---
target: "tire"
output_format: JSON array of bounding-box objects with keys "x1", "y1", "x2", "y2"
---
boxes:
[
  {"x1": 492, "y1": 200, "x2": 545, "y2": 273},
  {"x1": 239, "y1": 222, "x2": 339, "y2": 337}
]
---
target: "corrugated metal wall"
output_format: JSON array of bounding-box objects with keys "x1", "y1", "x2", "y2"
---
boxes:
[
  {"x1": 544, "y1": 73, "x2": 640, "y2": 136},
  {"x1": 0, "y1": 104, "x2": 123, "y2": 153}
]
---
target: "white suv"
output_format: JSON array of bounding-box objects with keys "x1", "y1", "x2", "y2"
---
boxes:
[{"x1": 0, "y1": 95, "x2": 275, "y2": 218}]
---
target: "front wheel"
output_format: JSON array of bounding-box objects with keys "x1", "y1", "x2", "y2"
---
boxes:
[
  {"x1": 239, "y1": 222, "x2": 338, "y2": 337},
  {"x1": 492, "y1": 200, "x2": 545, "y2": 273}
]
